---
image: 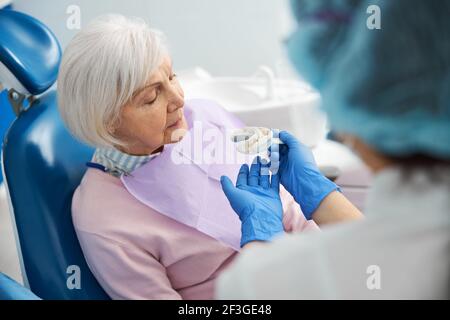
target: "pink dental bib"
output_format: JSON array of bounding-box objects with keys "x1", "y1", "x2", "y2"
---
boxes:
[{"x1": 121, "y1": 99, "x2": 253, "y2": 251}]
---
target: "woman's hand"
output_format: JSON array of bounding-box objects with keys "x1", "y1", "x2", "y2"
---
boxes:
[{"x1": 220, "y1": 157, "x2": 284, "y2": 248}]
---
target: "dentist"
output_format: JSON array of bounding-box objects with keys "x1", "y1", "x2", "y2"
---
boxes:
[{"x1": 217, "y1": 0, "x2": 450, "y2": 299}]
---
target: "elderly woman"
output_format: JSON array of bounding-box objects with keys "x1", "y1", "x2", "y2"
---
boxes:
[{"x1": 57, "y1": 15, "x2": 323, "y2": 300}]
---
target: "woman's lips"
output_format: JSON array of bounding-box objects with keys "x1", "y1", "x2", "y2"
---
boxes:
[{"x1": 166, "y1": 117, "x2": 183, "y2": 129}]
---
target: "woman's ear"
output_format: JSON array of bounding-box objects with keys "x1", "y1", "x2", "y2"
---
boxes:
[
  {"x1": 107, "y1": 113, "x2": 123, "y2": 136},
  {"x1": 339, "y1": 134, "x2": 393, "y2": 173},
  {"x1": 106, "y1": 116, "x2": 129, "y2": 151}
]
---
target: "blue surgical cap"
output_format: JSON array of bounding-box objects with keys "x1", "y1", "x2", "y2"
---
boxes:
[{"x1": 287, "y1": 0, "x2": 450, "y2": 159}]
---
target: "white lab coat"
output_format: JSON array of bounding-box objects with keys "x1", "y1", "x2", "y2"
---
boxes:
[{"x1": 217, "y1": 166, "x2": 450, "y2": 299}]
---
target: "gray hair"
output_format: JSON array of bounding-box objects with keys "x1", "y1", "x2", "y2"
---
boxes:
[{"x1": 57, "y1": 14, "x2": 167, "y2": 147}]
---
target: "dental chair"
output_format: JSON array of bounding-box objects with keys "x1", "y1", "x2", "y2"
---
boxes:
[{"x1": 0, "y1": 9, "x2": 109, "y2": 299}]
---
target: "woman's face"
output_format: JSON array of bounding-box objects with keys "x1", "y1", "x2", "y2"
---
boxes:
[{"x1": 113, "y1": 55, "x2": 188, "y2": 155}]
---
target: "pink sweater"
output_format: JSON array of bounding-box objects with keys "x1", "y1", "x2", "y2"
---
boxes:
[{"x1": 72, "y1": 168, "x2": 317, "y2": 300}]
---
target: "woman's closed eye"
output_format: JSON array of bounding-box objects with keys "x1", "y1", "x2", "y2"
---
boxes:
[
  {"x1": 144, "y1": 98, "x2": 157, "y2": 106},
  {"x1": 140, "y1": 73, "x2": 177, "y2": 107},
  {"x1": 143, "y1": 89, "x2": 160, "y2": 106},
  {"x1": 144, "y1": 97, "x2": 157, "y2": 106}
]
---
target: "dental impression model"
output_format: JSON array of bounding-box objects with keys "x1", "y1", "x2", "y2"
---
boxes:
[{"x1": 230, "y1": 127, "x2": 283, "y2": 155}]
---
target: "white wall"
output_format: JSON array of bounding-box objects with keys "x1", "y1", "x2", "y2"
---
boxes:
[{"x1": 13, "y1": 0, "x2": 296, "y2": 77}]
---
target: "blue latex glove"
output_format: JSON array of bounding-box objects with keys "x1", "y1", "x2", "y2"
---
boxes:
[
  {"x1": 0, "y1": 272, "x2": 41, "y2": 300},
  {"x1": 270, "y1": 131, "x2": 340, "y2": 220},
  {"x1": 220, "y1": 157, "x2": 284, "y2": 248}
]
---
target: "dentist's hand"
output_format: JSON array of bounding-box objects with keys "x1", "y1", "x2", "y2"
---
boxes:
[
  {"x1": 270, "y1": 131, "x2": 339, "y2": 220},
  {"x1": 220, "y1": 158, "x2": 284, "y2": 248}
]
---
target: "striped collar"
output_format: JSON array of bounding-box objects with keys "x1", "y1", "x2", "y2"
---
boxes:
[{"x1": 91, "y1": 147, "x2": 159, "y2": 177}]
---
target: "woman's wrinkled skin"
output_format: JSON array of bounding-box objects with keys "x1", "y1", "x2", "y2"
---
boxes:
[{"x1": 113, "y1": 56, "x2": 188, "y2": 155}]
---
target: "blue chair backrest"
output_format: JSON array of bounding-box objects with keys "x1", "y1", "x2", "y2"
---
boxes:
[
  {"x1": 3, "y1": 91, "x2": 110, "y2": 299},
  {"x1": 1, "y1": 9, "x2": 110, "y2": 299},
  {"x1": 0, "y1": 89, "x2": 16, "y2": 183}
]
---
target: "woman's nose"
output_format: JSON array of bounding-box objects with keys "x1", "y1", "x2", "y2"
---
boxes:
[{"x1": 167, "y1": 85, "x2": 184, "y2": 113}]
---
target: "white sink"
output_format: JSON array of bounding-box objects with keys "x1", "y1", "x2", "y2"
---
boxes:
[{"x1": 178, "y1": 67, "x2": 328, "y2": 147}]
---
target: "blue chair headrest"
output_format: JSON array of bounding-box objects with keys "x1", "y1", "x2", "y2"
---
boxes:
[{"x1": 0, "y1": 10, "x2": 61, "y2": 95}]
